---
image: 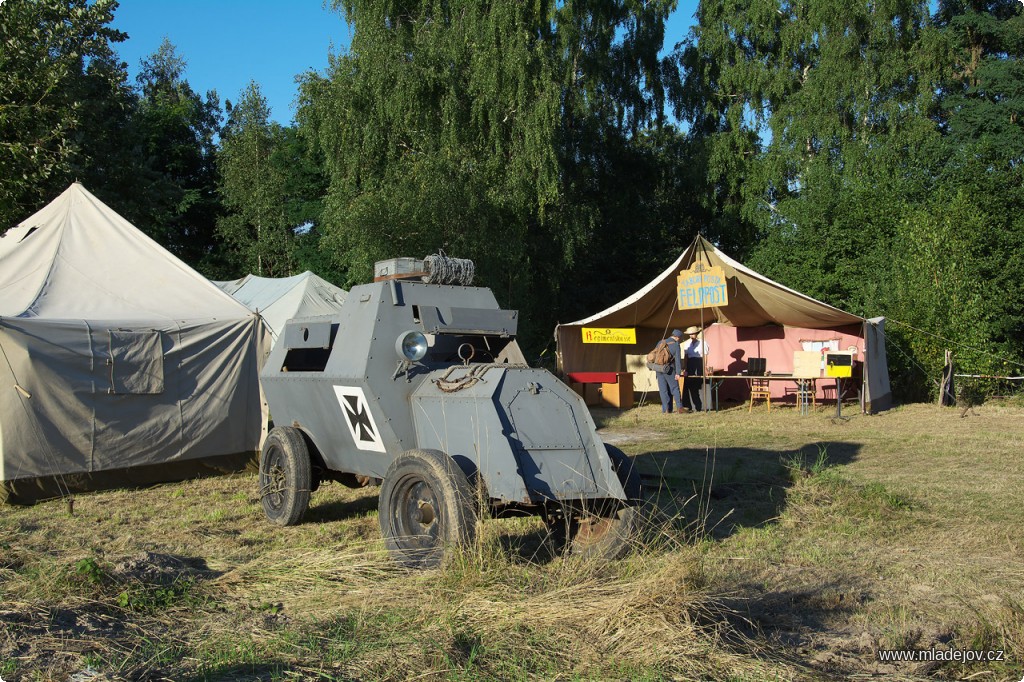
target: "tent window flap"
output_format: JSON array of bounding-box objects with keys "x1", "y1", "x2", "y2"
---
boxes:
[{"x1": 107, "y1": 330, "x2": 164, "y2": 394}]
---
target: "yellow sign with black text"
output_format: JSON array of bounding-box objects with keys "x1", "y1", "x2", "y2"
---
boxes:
[
  {"x1": 581, "y1": 327, "x2": 637, "y2": 345},
  {"x1": 825, "y1": 352, "x2": 854, "y2": 378},
  {"x1": 677, "y1": 263, "x2": 729, "y2": 310}
]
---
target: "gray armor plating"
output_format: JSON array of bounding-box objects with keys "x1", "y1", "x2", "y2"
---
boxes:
[{"x1": 260, "y1": 274, "x2": 626, "y2": 508}]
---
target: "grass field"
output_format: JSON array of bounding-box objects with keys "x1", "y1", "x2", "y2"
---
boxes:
[{"x1": 2, "y1": 400, "x2": 1023, "y2": 681}]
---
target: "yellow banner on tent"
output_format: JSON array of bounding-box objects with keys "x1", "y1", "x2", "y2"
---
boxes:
[
  {"x1": 677, "y1": 263, "x2": 729, "y2": 310},
  {"x1": 581, "y1": 327, "x2": 636, "y2": 344}
]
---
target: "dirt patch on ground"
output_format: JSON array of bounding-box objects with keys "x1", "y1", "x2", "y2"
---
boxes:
[
  {"x1": 596, "y1": 426, "x2": 665, "y2": 445},
  {"x1": 109, "y1": 551, "x2": 218, "y2": 585},
  {"x1": 0, "y1": 550, "x2": 229, "y2": 681}
]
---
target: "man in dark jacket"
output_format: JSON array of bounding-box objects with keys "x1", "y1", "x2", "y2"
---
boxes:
[{"x1": 655, "y1": 329, "x2": 684, "y2": 414}]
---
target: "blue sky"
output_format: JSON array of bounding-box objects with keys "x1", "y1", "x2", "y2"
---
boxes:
[{"x1": 112, "y1": 1, "x2": 699, "y2": 125}]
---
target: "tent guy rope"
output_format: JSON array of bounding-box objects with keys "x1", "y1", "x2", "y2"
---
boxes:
[{"x1": 886, "y1": 318, "x2": 1024, "y2": 371}]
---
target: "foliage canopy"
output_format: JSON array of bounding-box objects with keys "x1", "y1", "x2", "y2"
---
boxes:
[{"x1": 2, "y1": 0, "x2": 1023, "y2": 397}]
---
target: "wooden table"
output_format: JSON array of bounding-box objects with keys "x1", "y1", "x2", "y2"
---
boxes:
[
  {"x1": 688, "y1": 374, "x2": 819, "y2": 412},
  {"x1": 566, "y1": 371, "x2": 634, "y2": 409}
]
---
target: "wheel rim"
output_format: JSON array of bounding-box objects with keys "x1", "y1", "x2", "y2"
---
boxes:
[
  {"x1": 260, "y1": 445, "x2": 287, "y2": 512},
  {"x1": 391, "y1": 474, "x2": 441, "y2": 553},
  {"x1": 572, "y1": 512, "x2": 616, "y2": 548}
]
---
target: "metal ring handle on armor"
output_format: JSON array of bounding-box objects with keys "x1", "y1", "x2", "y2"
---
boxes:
[{"x1": 457, "y1": 342, "x2": 475, "y2": 365}]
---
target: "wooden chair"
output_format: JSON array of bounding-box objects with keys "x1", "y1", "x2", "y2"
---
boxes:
[
  {"x1": 785, "y1": 381, "x2": 816, "y2": 408},
  {"x1": 749, "y1": 377, "x2": 771, "y2": 412},
  {"x1": 822, "y1": 381, "x2": 862, "y2": 405}
]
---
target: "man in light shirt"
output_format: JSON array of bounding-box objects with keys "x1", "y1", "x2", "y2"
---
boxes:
[{"x1": 681, "y1": 325, "x2": 709, "y2": 412}]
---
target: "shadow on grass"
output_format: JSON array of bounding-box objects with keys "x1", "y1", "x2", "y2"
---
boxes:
[
  {"x1": 495, "y1": 525, "x2": 562, "y2": 565},
  {"x1": 722, "y1": 577, "x2": 873, "y2": 640},
  {"x1": 627, "y1": 442, "x2": 879, "y2": 678},
  {"x1": 631, "y1": 441, "x2": 863, "y2": 540},
  {"x1": 306, "y1": 490, "x2": 379, "y2": 523}
]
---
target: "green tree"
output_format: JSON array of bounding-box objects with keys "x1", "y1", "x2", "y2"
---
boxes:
[
  {"x1": 129, "y1": 39, "x2": 224, "y2": 272},
  {"x1": 678, "y1": 0, "x2": 938, "y2": 274},
  {"x1": 0, "y1": 0, "x2": 132, "y2": 229},
  {"x1": 885, "y1": 0, "x2": 1024, "y2": 394},
  {"x1": 556, "y1": 126, "x2": 712, "y2": 324},
  {"x1": 273, "y1": 125, "x2": 336, "y2": 281},
  {"x1": 299, "y1": 0, "x2": 676, "y2": 352},
  {"x1": 217, "y1": 81, "x2": 323, "y2": 277}
]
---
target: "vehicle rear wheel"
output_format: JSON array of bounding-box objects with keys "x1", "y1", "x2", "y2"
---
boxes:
[
  {"x1": 379, "y1": 449, "x2": 478, "y2": 569},
  {"x1": 564, "y1": 505, "x2": 642, "y2": 560},
  {"x1": 259, "y1": 427, "x2": 312, "y2": 526},
  {"x1": 606, "y1": 443, "x2": 643, "y2": 502},
  {"x1": 554, "y1": 444, "x2": 644, "y2": 560}
]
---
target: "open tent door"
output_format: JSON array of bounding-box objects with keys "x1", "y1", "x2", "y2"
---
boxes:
[{"x1": 863, "y1": 318, "x2": 893, "y2": 412}]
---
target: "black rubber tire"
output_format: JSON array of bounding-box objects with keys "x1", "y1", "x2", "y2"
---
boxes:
[
  {"x1": 259, "y1": 427, "x2": 312, "y2": 526},
  {"x1": 606, "y1": 444, "x2": 643, "y2": 502},
  {"x1": 378, "y1": 449, "x2": 478, "y2": 569},
  {"x1": 558, "y1": 444, "x2": 644, "y2": 560}
]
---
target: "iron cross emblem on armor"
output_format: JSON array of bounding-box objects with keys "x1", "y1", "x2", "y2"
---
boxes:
[{"x1": 333, "y1": 386, "x2": 387, "y2": 452}]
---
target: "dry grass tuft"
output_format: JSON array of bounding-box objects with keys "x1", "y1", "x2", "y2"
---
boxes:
[
  {"x1": 3, "y1": 401, "x2": 1024, "y2": 680},
  {"x1": 202, "y1": 517, "x2": 765, "y2": 679},
  {"x1": 216, "y1": 544, "x2": 400, "y2": 597}
]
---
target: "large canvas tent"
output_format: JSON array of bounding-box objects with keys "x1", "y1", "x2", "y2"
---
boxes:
[
  {"x1": 0, "y1": 184, "x2": 270, "y2": 503},
  {"x1": 213, "y1": 271, "x2": 347, "y2": 339},
  {"x1": 556, "y1": 236, "x2": 892, "y2": 412}
]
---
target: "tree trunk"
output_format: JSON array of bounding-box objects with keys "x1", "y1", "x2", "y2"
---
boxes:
[{"x1": 939, "y1": 349, "x2": 956, "y2": 407}]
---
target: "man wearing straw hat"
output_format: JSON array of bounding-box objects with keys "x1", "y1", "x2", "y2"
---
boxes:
[{"x1": 681, "y1": 325, "x2": 709, "y2": 412}]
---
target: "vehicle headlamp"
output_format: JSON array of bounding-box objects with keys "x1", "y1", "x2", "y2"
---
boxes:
[{"x1": 396, "y1": 330, "x2": 428, "y2": 362}]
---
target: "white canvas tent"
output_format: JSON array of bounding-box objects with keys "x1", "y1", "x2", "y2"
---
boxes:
[
  {"x1": 213, "y1": 272, "x2": 347, "y2": 339},
  {"x1": 0, "y1": 184, "x2": 271, "y2": 503},
  {"x1": 556, "y1": 235, "x2": 892, "y2": 412}
]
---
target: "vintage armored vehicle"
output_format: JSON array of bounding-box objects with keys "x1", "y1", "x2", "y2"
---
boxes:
[{"x1": 258, "y1": 255, "x2": 643, "y2": 567}]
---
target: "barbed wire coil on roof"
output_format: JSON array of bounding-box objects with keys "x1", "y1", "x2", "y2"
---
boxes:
[{"x1": 424, "y1": 252, "x2": 475, "y2": 286}]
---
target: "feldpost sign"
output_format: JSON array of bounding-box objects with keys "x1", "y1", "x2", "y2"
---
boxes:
[
  {"x1": 582, "y1": 327, "x2": 636, "y2": 344},
  {"x1": 677, "y1": 263, "x2": 729, "y2": 310}
]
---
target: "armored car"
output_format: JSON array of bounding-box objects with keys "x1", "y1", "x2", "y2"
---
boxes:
[{"x1": 258, "y1": 256, "x2": 642, "y2": 567}]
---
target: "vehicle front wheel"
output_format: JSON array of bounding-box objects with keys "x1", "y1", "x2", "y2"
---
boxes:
[
  {"x1": 378, "y1": 449, "x2": 478, "y2": 569},
  {"x1": 259, "y1": 427, "x2": 312, "y2": 526}
]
